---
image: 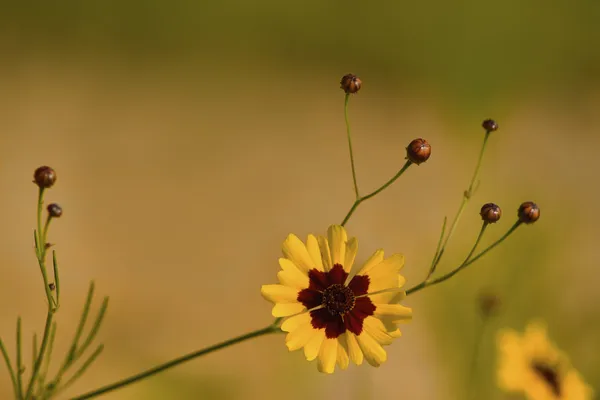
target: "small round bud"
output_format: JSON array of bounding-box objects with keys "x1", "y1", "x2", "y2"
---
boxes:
[
  {"x1": 406, "y1": 138, "x2": 431, "y2": 165},
  {"x1": 49, "y1": 283, "x2": 56, "y2": 291},
  {"x1": 518, "y1": 201, "x2": 540, "y2": 224},
  {"x1": 33, "y1": 166, "x2": 57, "y2": 188},
  {"x1": 478, "y1": 292, "x2": 501, "y2": 317},
  {"x1": 482, "y1": 119, "x2": 498, "y2": 132},
  {"x1": 47, "y1": 203, "x2": 63, "y2": 218},
  {"x1": 340, "y1": 74, "x2": 362, "y2": 94},
  {"x1": 480, "y1": 203, "x2": 502, "y2": 223}
]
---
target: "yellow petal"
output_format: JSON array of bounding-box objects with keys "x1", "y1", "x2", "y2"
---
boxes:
[
  {"x1": 277, "y1": 258, "x2": 310, "y2": 289},
  {"x1": 344, "y1": 237, "x2": 358, "y2": 274},
  {"x1": 286, "y1": 322, "x2": 317, "y2": 351},
  {"x1": 336, "y1": 339, "x2": 350, "y2": 370},
  {"x1": 281, "y1": 312, "x2": 311, "y2": 332},
  {"x1": 356, "y1": 249, "x2": 385, "y2": 276},
  {"x1": 306, "y1": 234, "x2": 324, "y2": 271},
  {"x1": 272, "y1": 303, "x2": 305, "y2": 317},
  {"x1": 260, "y1": 284, "x2": 299, "y2": 303},
  {"x1": 357, "y1": 331, "x2": 387, "y2": 367},
  {"x1": 282, "y1": 234, "x2": 315, "y2": 274},
  {"x1": 317, "y1": 338, "x2": 338, "y2": 374},
  {"x1": 339, "y1": 332, "x2": 363, "y2": 366},
  {"x1": 374, "y1": 303, "x2": 413, "y2": 322},
  {"x1": 317, "y1": 235, "x2": 333, "y2": 272},
  {"x1": 363, "y1": 316, "x2": 396, "y2": 345},
  {"x1": 327, "y1": 225, "x2": 347, "y2": 267},
  {"x1": 368, "y1": 277, "x2": 406, "y2": 304},
  {"x1": 359, "y1": 253, "x2": 404, "y2": 276},
  {"x1": 304, "y1": 329, "x2": 325, "y2": 361}
]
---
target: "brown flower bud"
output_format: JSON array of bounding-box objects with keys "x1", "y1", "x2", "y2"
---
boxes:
[
  {"x1": 518, "y1": 201, "x2": 540, "y2": 224},
  {"x1": 480, "y1": 203, "x2": 502, "y2": 223},
  {"x1": 482, "y1": 119, "x2": 498, "y2": 132},
  {"x1": 49, "y1": 283, "x2": 56, "y2": 291},
  {"x1": 47, "y1": 203, "x2": 63, "y2": 218},
  {"x1": 340, "y1": 74, "x2": 362, "y2": 94},
  {"x1": 406, "y1": 138, "x2": 431, "y2": 165},
  {"x1": 478, "y1": 292, "x2": 501, "y2": 317},
  {"x1": 33, "y1": 166, "x2": 57, "y2": 188}
]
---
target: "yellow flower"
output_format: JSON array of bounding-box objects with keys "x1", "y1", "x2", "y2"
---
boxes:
[
  {"x1": 497, "y1": 321, "x2": 594, "y2": 400},
  {"x1": 261, "y1": 225, "x2": 412, "y2": 373}
]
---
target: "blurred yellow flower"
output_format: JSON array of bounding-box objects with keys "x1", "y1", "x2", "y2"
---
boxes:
[
  {"x1": 497, "y1": 321, "x2": 594, "y2": 400},
  {"x1": 261, "y1": 224, "x2": 412, "y2": 373}
]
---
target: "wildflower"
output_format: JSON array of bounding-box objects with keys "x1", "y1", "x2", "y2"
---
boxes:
[
  {"x1": 47, "y1": 203, "x2": 63, "y2": 218},
  {"x1": 406, "y1": 138, "x2": 431, "y2": 165},
  {"x1": 261, "y1": 225, "x2": 412, "y2": 373},
  {"x1": 497, "y1": 321, "x2": 594, "y2": 400}
]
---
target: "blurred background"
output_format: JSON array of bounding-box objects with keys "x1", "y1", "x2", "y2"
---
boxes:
[{"x1": 1, "y1": 0, "x2": 599, "y2": 398}]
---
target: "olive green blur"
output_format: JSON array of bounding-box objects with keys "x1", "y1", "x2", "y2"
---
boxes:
[{"x1": 1, "y1": 1, "x2": 598, "y2": 399}]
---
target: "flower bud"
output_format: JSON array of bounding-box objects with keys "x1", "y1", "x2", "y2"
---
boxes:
[
  {"x1": 406, "y1": 138, "x2": 431, "y2": 165},
  {"x1": 478, "y1": 292, "x2": 501, "y2": 317},
  {"x1": 482, "y1": 119, "x2": 498, "y2": 132},
  {"x1": 47, "y1": 203, "x2": 63, "y2": 218},
  {"x1": 49, "y1": 283, "x2": 56, "y2": 291},
  {"x1": 340, "y1": 74, "x2": 362, "y2": 94},
  {"x1": 480, "y1": 203, "x2": 502, "y2": 223},
  {"x1": 33, "y1": 166, "x2": 57, "y2": 188},
  {"x1": 518, "y1": 201, "x2": 540, "y2": 224}
]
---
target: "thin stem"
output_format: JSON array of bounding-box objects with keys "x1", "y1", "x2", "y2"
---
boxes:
[
  {"x1": 430, "y1": 132, "x2": 491, "y2": 270},
  {"x1": 16, "y1": 318, "x2": 24, "y2": 399},
  {"x1": 36, "y1": 188, "x2": 45, "y2": 260},
  {"x1": 467, "y1": 317, "x2": 490, "y2": 400},
  {"x1": 52, "y1": 251, "x2": 60, "y2": 307},
  {"x1": 0, "y1": 337, "x2": 19, "y2": 398},
  {"x1": 52, "y1": 345, "x2": 104, "y2": 397},
  {"x1": 344, "y1": 93, "x2": 360, "y2": 199},
  {"x1": 24, "y1": 312, "x2": 54, "y2": 400},
  {"x1": 426, "y1": 217, "x2": 447, "y2": 279},
  {"x1": 36, "y1": 322, "x2": 57, "y2": 399},
  {"x1": 341, "y1": 160, "x2": 412, "y2": 226},
  {"x1": 406, "y1": 221, "x2": 521, "y2": 296},
  {"x1": 31, "y1": 334, "x2": 38, "y2": 384},
  {"x1": 72, "y1": 322, "x2": 282, "y2": 400}
]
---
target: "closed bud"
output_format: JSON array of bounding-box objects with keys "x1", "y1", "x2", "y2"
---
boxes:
[
  {"x1": 406, "y1": 138, "x2": 431, "y2": 165},
  {"x1": 33, "y1": 166, "x2": 57, "y2": 188},
  {"x1": 482, "y1": 119, "x2": 498, "y2": 132},
  {"x1": 518, "y1": 201, "x2": 540, "y2": 224},
  {"x1": 340, "y1": 74, "x2": 362, "y2": 94},
  {"x1": 47, "y1": 203, "x2": 63, "y2": 218},
  {"x1": 480, "y1": 203, "x2": 502, "y2": 223},
  {"x1": 49, "y1": 283, "x2": 56, "y2": 291}
]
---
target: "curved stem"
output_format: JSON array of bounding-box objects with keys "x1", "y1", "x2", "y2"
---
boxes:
[
  {"x1": 24, "y1": 312, "x2": 54, "y2": 400},
  {"x1": 341, "y1": 160, "x2": 412, "y2": 226},
  {"x1": 406, "y1": 221, "x2": 521, "y2": 296},
  {"x1": 0, "y1": 337, "x2": 19, "y2": 398},
  {"x1": 344, "y1": 93, "x2": 360, "y2": 200},
  {"x1": 72, "y1": 321, "x2": 282, "y2": 400},
  {"x1": 429, "y1": 131, "x2": 491, "y2": 272}
]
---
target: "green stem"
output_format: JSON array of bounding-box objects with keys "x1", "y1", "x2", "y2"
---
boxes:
[
  {"x1": 341, "y1": 160, "x2": 412, "y2": 226},
  {"x1": 24, "y1": 311, "x2": 55, "y2": 399},
  {"x1": 344, "y1": 93, "x2": 360, "y2": 199},
  {"x1": 406, "y1": 221, "x2": 521, "y2": 296},
  {"x1": 72, "y1": 321, "x2": 282, "y2": 400},
  {"x1": 430, "y1": 131, "x2": 491, "y2": 271},
  {"x1": 16, "y1": 318, "x2": 23, "y2": 399},
  {"x1": 0, "y1": 337, "x2": 19, "y2": 398}
]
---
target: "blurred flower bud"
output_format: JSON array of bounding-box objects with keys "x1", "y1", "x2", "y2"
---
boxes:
[
  {"x1": 406, "y1": 138, "x2": 431, "y2": 165},
  {"x1": 478, "y1": 292, "x2": 501, "y2": 317},
  {"x1": 480, "y1": 203, "x2": 502, "y2": 223},
  {"x1": 47, "y1": 203, "x2": 63, "y2": 218},
  {"x1": 340, "y1": 74, "x2": 362, "y2": 94},
  {"x1": 518, "y1": 201, "x2": 540, "y2": 224},
  {"x1": 33, "y1": 166, "x2": 57, "y2": 189},
  {"x1": 49, "y1": 283, "x2": 56, "y2": 291},
  {"x1": 482, "y1": 119, "x2": 498, "y2": 132}
]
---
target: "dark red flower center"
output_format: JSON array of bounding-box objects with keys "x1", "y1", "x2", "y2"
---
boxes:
[
  {"x1": 531, "y1": 361, "x2": 561, "y2": 397},
  {"x1": 322, "y1": 284, "x2": 355, "y2": 315},
  {"x1": 297, "y1": 263, "x2": 375, "y2": 339}
]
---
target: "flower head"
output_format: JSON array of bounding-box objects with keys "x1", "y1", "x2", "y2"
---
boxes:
[
  {"x1": 497, "y1": 321, "x2": 594, "y2": 400},
  {"x1": 340, "y1": 74, "x2": 362, "y2": 94},
  {"x1": 406, "y1": 138, "x2": 431, "y2": 165},
  {"x1": 261, "y1": 225, "x2": 412, "y2": 373}
]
